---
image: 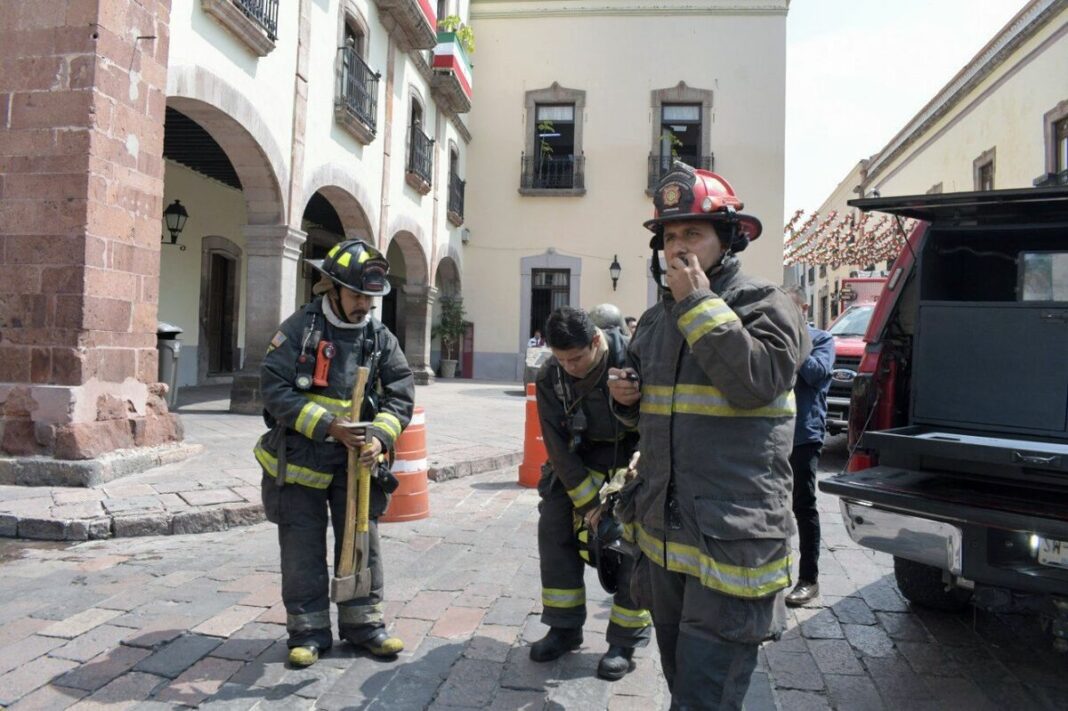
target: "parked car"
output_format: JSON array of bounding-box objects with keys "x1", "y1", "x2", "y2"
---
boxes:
[
  {"x1": 825, "y1": 303, "x2": 876, "y2": 436},
  {"x1": 820, "y1": 185, "x2": 1068, "y2": 651}
]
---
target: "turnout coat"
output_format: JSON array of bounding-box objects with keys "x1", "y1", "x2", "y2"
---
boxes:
[
  {"x1": 617, "y1": 257, "x2": 810, "y2": 608},
  {"x1": 254, "y1": 296, "x2": 415, "y2": 490}
]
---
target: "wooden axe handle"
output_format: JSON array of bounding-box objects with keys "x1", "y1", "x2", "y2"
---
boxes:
[{"x1": 336, "y1": 366, "x2": 370, "y2": 578}]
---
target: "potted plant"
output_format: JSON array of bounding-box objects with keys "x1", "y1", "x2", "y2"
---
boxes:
[{"x1": 434, "y1": 296, "x2": 466, "y2": 378}]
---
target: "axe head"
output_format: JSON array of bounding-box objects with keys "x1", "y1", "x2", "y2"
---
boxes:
[{"x1": 330, "y1": 575, "x2": 357, "y2": 603}]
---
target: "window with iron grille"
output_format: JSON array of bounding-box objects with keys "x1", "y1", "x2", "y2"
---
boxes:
[
  {"x1": 525, "y1": 104, "x2": 578, "y2": 189},
  {"x1": 337, "y1": 25, "x2": 378, "y2": 134},
  {"x1": 531, "y1": 269, "x2": 570, "y2": 336},
  {"x1": 650, "y1": 104, "x2": 712, "y2": 188},
  {"x1": 406, "y1": 101, "x2": 433, "y2": 189},
  {"x1": 447, "y1": 149, "x2": 464, "y2": 225},
  {"x1": 521, "y1": 85, "x2": 586, "y2": 195}
]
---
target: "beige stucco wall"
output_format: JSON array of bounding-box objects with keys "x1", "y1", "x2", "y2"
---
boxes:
[
  {"x1": 868, "y1": 10, "x2": 1068, "y2": 196},
  {"x1": 159, "y1": 161, "x2": 249, "y2": 385},
  {"x1": 463, "y1": 0, "x2": 788, "y2": 378}
]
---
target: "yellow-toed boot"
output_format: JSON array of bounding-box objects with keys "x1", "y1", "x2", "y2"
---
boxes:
[
  {"x1": 360, "y1": 629, "x2": 404, "y2": 657},
  {"x1": 288, "y1": 645, "x2": 320, "y2": 667}
]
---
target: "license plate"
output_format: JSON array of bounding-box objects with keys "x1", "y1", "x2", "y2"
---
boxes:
[{"x1": 1037, "y1": 537, "x2": 1068, "y2": 570}]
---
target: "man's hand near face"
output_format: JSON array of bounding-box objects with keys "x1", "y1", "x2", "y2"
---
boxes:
[{"x1": 667, "y1": 253, "x2": 710, "y2": 302}]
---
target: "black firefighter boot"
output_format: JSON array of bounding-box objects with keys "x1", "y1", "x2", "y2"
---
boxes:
[
  {"x1": 529, "y1": 627, "x2": 583, "y2": 662},
  {"x1": 597, "y1": 645, "x2": 636, "y2": 681}
]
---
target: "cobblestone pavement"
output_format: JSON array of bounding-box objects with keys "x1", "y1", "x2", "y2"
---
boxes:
[
  {"x1": 0, "y1": 381, "x2": 526, "y2": 541},
  {"x1": 1, "y1": 441, "x2": 1067, "y2": 709}
]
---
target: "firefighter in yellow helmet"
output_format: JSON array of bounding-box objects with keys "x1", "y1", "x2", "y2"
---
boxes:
[
  {"x1": 255, "y1": 239, "x2": 414, "y2": 667},
  {"x1": 608, "y1": 164, "x2": 810, "y2": 709}
]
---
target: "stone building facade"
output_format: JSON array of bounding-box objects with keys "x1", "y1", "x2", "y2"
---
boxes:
[{"x1": 0, "y1": 0, "x2": 473, "y2": 472}]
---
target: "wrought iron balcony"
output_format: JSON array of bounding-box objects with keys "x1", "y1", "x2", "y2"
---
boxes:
[
  {"x1": 201, "y1": 0, "x2": 279, "y2": 55},
  {"x1": 448, "y1": 174, "x2": 465, "y2": 225},
  {"x1": 647, "y1": 154, "x2": 714, "y2": 190},
  {"x1": 234, "y1": 0, "x2": 279, "y2": 40},
  {"x1": 407, "y1": 125, "x2": 434, "y2": 191},
  {"x1": 336, "y1": 47, "x2": 379, "y2": 140},
  {"x1": 520, "y1": 154, "x2": 585, "y2": 192},
  {"x1": 431, "y1": 32, "x2": 473, "y2": 114}
]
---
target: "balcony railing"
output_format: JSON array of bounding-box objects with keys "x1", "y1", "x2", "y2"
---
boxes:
[
  {"x1": 234, "y1": 0, "x2": 279, "y2": 40},
  {"x1": 647, "y1": 154, "x2": 714, "y2": 190},
  {"x1": 407, "y1": 125, "x2": 434, "y2": 188},
  {"x1": 521, "y1": 154, "x2": 585, "y2": 191},
  {"x1": 337, "y1": 47, "x2": 379, "y2": 134},
  {"x1": 448, "y1": 174, "x2": 465, "y2": 225}
]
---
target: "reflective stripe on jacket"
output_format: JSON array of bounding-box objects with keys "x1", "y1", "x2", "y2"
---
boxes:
[
  {"x1": 617, "y1": 257, "x2": 810, "y2": 601},
  {"x1": 254, "y1": 297, "x2": 415, "y2": 489}
]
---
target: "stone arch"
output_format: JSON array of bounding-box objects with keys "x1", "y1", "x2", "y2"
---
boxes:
[
  {"x1": 167, "y1": 65, "x2": 288, "y2": 225},
  {"x1": 385, "y1": 217, "x2": 430, "y2": 283},
  {"x1": 303, "y1": 164, "x2": 378, "y2": 242},
  {"x1": 435, "y1": 254, "x2": 461, "y2": 297}
]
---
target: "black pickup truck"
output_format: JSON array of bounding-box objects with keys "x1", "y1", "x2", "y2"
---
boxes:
[{"x1": 819, "y1": 186, "x2": 1068, "y2": 651}]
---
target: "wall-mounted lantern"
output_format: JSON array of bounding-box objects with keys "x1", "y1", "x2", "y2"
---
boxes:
[
  {"x1": 162, "y1": 199, "x2": 188, "y2": 250},
  {"x1": 609, "y1": 254, "x2": 622, "y2": 291}
]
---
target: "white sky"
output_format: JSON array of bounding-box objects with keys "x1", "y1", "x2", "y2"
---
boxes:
[{"x1": 785, "y1": 0, "x2": 1027, "y2": 217}]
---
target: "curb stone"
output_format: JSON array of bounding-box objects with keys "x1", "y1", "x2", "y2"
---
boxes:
[{"x1": 1, "y1": 452, "x2": 520, "y2": 541}]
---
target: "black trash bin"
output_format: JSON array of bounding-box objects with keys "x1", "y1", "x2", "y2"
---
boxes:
[{"x1": 156, "y1": 322, "x2": 183, "y2": 409}]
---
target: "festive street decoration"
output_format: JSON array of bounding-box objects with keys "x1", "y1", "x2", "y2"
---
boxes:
[{"x1": 783, "y1": 209, "x2": 914, "y2": 269}]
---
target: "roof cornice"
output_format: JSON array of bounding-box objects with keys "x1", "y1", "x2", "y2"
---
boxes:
[
  {"x1": 471, "y1": 0, "x2": 788, "y2": 20},
  {"x1": 865, "y1": 0, "x2": 1065, "y2": 184}
]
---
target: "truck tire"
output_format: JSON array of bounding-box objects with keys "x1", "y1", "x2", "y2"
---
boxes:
[{"x1": 893, "y1": 557, "x2": 972, "y2": 612}]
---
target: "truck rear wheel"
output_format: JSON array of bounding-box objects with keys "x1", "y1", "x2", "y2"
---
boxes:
[{"x1": 893, "y1": 557, "x2": 972, "y2": 612}]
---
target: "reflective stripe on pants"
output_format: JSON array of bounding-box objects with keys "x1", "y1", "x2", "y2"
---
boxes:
[
  {"x1": 537, "y1": 467, "x2": 651, "y2": 647},
  {"x1": 261, "y1": 472, "x2": 385, "y2": 648}
]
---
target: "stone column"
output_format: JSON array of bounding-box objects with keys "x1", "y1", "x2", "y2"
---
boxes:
[
  {"x1": 229, "y1": 225, "x2": 307, "y2": 414},
  {"x1": 0, "y1": 0, "x2": 184, "y2": 483},
  {"x1": 402, "y1": 284, "x2": 437, "y2": 385}
]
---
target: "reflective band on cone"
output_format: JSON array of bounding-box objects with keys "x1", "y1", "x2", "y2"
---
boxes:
[
  {"x1": 381, "y1": 406, "x2": 430, "y2": 523},
  {"x1": 518, "y1": 382, "x2": 547, "y2": 488}
]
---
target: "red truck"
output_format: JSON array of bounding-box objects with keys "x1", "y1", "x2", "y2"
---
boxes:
[
  {"x1": 825, "y1": 278, "x2": 887, "y2": 436},
  {"x1": 821, "y1": 185, "x2": 1068, "y2": 650}
]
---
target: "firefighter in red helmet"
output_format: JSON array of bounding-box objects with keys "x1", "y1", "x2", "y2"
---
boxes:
[{"x1": 608, "y1": 163, "x2": 810, "y2": 710}]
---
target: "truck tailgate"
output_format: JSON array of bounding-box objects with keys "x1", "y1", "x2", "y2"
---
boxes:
[{"x1": 820, "y1": 466, "x2": 1068, "y2": 539}]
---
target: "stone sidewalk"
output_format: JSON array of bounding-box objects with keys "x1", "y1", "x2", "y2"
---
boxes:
[
  {"x1": 1, "y1": 455, "x2": 1067, "y2": 710},
  {"x1": 0, "y1": 381, "x2": 526, "y2": 542}
]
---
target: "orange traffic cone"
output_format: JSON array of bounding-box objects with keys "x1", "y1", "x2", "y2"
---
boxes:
[
  {"x1": 380, "y1": 406, "x2": 430, "y2": 522},
  {"x1": 518, "y1": 383, "x2": 547, "y2": 488}
]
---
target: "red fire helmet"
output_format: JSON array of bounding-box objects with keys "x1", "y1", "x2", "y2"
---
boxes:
[{"x1": 644, "y1": 163, "x2": 762, "y2": 251}]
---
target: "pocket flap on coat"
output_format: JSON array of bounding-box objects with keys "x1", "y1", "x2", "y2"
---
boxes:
[{"x1": 694, "y1": 496, "x2": 792, "y2": 541}]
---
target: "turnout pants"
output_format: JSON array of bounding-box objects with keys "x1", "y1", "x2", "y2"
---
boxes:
[
  {"x1": 646, "y1": 562, "x2": 786, "y2": 711},
  {"x1": 261, "y1": 473, "x2": 385, "y2": 649},
  {"x1": 538, "y1": 471, "x2": 651, "y2": 648},
  {"x1": 789, "y1": 442, "x2": 822, "y2": 583}
]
